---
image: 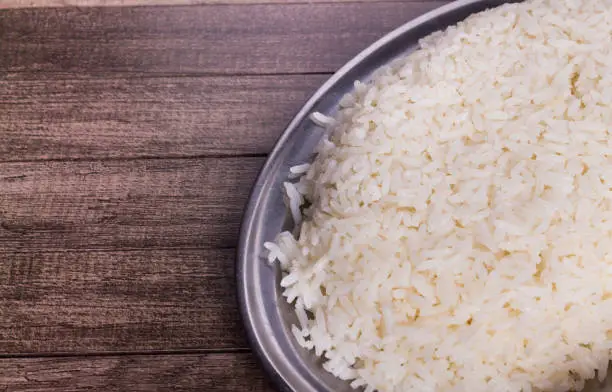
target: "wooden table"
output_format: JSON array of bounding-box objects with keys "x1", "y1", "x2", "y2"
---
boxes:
[{"x1": 0, "y1": 1, "x2": 446, "y2": 390}]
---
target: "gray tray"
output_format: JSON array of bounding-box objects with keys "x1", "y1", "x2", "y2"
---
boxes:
[{"x1": 236, "y1": 1, "x2": 612, "y2": 391}]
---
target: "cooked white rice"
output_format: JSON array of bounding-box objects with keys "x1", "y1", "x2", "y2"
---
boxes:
[{"x1": 265, "y1": 0, "x2": 612, "y2": 390}]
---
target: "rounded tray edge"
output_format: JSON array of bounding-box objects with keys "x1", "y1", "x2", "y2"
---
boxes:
[{"x1": 236, "y1": 1, "x2": 514, "y2": 391}]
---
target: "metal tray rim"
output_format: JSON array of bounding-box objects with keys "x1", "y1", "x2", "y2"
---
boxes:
[{"x1": 237, "y1": 1, "x2": 506, "y2": 391}]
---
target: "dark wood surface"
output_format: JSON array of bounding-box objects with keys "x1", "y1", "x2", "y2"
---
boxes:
[
  {"x1": 0, "y1": 353, "x2": 275, "y2": 392},
  {"x1": 0, "y1": 1, "x2": 448, "y2": 390},
  {"x1": 0, "y1": 75, "x2": 327, "y2": 160},
  {"x1": 2, "y1": 2, "x2": 444, "y2": 75}
]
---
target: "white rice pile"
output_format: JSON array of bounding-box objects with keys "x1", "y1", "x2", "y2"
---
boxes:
[{"x1": 264, "y1": 0, "x2": 612, "y2": 390}]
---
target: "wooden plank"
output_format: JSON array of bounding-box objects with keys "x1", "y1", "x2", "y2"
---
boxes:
[
  {"x1": 0, "y1": 0, "x2": 425, "y2": 8},
  {"x1": 1, "y1": 1, "x2": 448, "y2": 75},
  {"x1": 0, "y1": 353, "x2": 609, "y2": 392},
  {"x1": 0, "y1": 249, "x2": 250, "y2": 353},
  {"x1": 0, "y1": 74, "x2": 326, "y2": 161},
  {"x1": 0, "y1": 352, "x2": 275, "y2": 392},
  {"x1": 0, "y1": 157, "x2": 264, "y2": 252}
]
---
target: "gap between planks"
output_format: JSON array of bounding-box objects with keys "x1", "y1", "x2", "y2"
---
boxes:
[
  {"x1": 0, "y1": 159, "x2": 265, "y2": 353},
  {"x1": 0, "y1": 153, "x2": 268, "y2": 165},
  {"x1": 0, "y1": 347, "x2": 251, "y2": 359},
  {"x1": 1, "y1": 2, "x2": 449, "y2": 162}
]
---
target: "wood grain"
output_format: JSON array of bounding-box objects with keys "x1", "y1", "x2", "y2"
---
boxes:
[
  {"x1": 0, "y1": 249, "x2": 249, "y2": 353},
  {"x1": 0, "y1": 354, "x2": 610, "y2": 392},
  {"x1": 0, "y1": 0, "x2": 424, "y2": 8},
  {"x1": 0, "y1": 74, "x2": 326, "y2": 161},
  {"x1": 0, "y1": 1, "x2": 447, "y2": 75},
  {"x1": 0, "y1": 157, "x2": 264, "y2": 252},
  {"x1": 0, "y1": 352, "x2": 275, "y2": 392},
  {"x1": 0, "y1": 2, "x2": 456, "y2": 390}
]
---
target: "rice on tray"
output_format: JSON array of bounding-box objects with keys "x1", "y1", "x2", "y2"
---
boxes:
[{"x1": 264, "y1": 0, "x2": 612, "y2": 390}]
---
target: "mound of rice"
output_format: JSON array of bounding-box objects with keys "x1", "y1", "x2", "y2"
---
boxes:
[{"x1": 264, "y1": 0, "x2": 612, "y2": 390}]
